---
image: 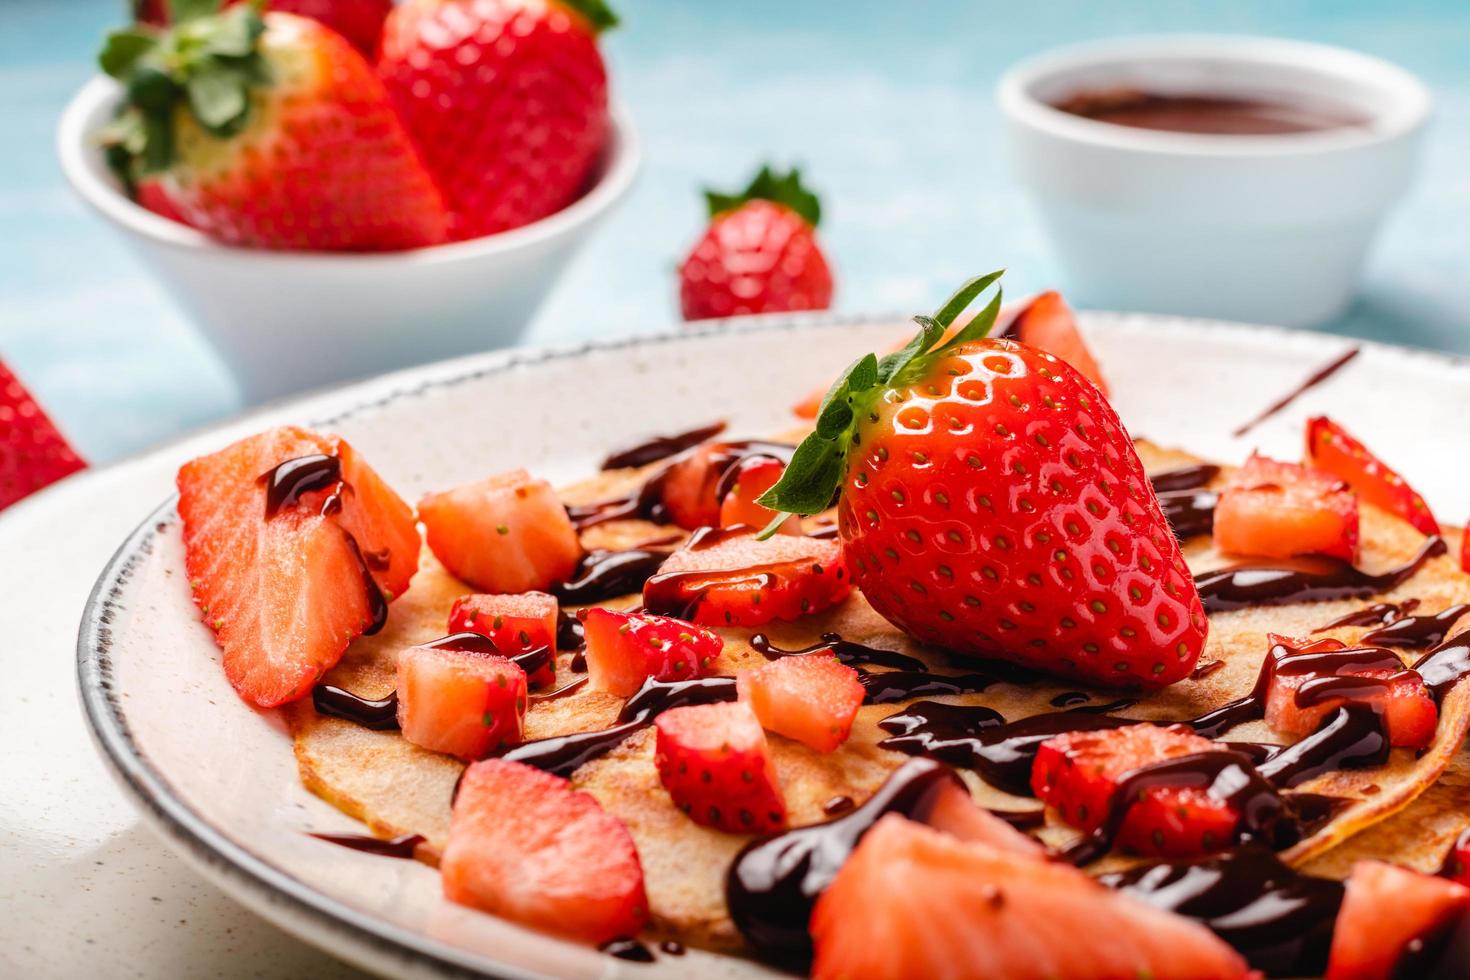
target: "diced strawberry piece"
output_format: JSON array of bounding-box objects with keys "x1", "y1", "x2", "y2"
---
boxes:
[
  {"x1": 177, "y1": 426, "x2": 417, "y2": 707},
  {"x1": 0, "y1": 358, "x2": 86, "y2": 510},
  {"x1": 419, "y1": 469, "x2": 582, "y2": 594},
  {"x1": 1307, "y1": 416, "x2": 1439, "y2": 537},
  {"x1": 736, "y1": 654, "x2": 864, "y2": 752},
  {"x1": 1033, "y1": 723, "x2": 1240, "y2": 857},
  {"x1": 1263, "y1": 635, "x2": 1437, "y2": 750},
  {"x1": 643, "y1": 526, "x2": 851, "y2": 627},
  {"x1": 1326, "y1": 860, "x2": 1470, "y2": 980},
  {"x1": 1442, "y1": 827, "x2": 1470, "y2": 888},
  {"x1": 1462, "y1": 529, "x2": 1469, "y2": 576},
  {"x1": 719, "y1": 455, "x2": 801, "y2": 533},
  {"x1": 443, "y1": 759, "x2": 649, "y2": 944},
  {"x1": 658, "y1": 443, "x2": 724, "y2": 529},
  {"x1": 581, "y1": 607, "x2": 722, "y2": 697},
  {"x1": 811, "y1": 815, "x2": 1251, "y2": 980},
  {"x1": 1008, "y1": 290, "x2": 1110, "y2": 396},
  {"x1": 920, "y1": 778, "x2": 1050, "y2": 857},
  {"x1": 448, "y1": 592, "x2": 557, "y2": 688},
  {"x1": 654, "y1": 701, "x2": 786, "y2": 834},
  {"x1": 396, "y1": 642, "x2": 526, "y2": 760},
  {"x1": 1214, "y1": 452, "x2": 1359, "y2": 562}
]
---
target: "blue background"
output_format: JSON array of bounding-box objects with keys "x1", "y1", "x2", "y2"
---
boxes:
[{"x1": 4, "y1": 0, "x2": 1467, "y2": 464}]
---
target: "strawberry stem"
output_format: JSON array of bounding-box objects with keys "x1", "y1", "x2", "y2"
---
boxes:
[
  {"x1": 704, "y1": 165, "x2": 822, "y2": 226},
  {"x1": 557, "y1": 0, "x2": 618, "y2": 33}
]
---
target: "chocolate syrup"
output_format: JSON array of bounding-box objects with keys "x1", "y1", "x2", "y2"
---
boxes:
[
  {"x1": 261, "y1": 454, "x2": 342, "y2": 518},
  {"x1": 616, "y1": 675, "x2": 739, "y2": 723},
  {"x1": 1191, "y1": 660, "x2": 1226, "y2": 681},
  {"x1": 749, "y1": 632, "x2": 928, "y2": 672},
  {"x1": 308, "y1": 831, "x2": 423, "y2": 858},
  {"x1": 312, "y1": 684, "x2": 400, "y2": 730},
  {"x1": 1195, "y1": 536, "x2": 1446, "y2": 614},
  {"x1": 1232, "y1": 347, "x2": 1362, "y2": 437},
  {"x1": 1050, "y1": 691, "x2": 1090, "y2": 707},
  {"x1": 1315, "y1": 599, "x2": 1421, "y2": 632},
  {"x1": 529, "y1": 677, "x2": 588, "y2": 705},
  {"x1": 822, "y1": 795, "x2": 855, "y2": 816},
  {"x1": 1362, "y1": 604, "x2": 1470, "y2": 649},
  {"x1": 1158, "y1": 489, "x2": 1219, "y2": 540},
  {"x1": 1413, "y1": 636, "x2": 1470, "y2": 704},
  {"x1": 420, "y1": 631, "x2": 500, "y2": 654},
  {"x1": 1055, "y1": 89, "x2": 1367, "y2": 136},
  {"x1": 658, "y1": 940, "x2": 686, "y2": 956},
  {"x1": 551, "y1": 548, "x2": 671, "y2": 605},
  {"x1": 1149, "y1": 465, "x2": 1221, "y2": 494},
  {"x1": 860, "y1": 670, "x2": 995, "y2": 705},
  {"x1": 601, "y1": 421, "x2": 727, "y2": 471},
  {"x1": 599, "y1": 938, "x2": 655, "y2": 962},
  {"x1": 1255, "y1": 704, "x2": 1389, "y2": 789},
  {"x1": 877, "y1": 700, "x2": 1005, "y2": 766},
  {"x1": 344, "y1": 533, "x2": 389, "y2": 635}
]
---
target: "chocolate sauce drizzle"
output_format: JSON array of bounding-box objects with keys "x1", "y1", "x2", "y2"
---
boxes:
[
  {"x1": 601, "y1": 421, "x2": 727, "y2": 471},
  {"x1": 308, "y1": 831, "x2": 423, "y2": 859},
  {"x1": 312, "y1": 684, "x2": 400, "y2": 730},
  {"x1": 1231, "y1": 347, "x2": 1361, "y2": 438},
  {"x1": 1413, "y1": 634, "x2": 1470, "y2": 705},
  {"x1": 1150, "y1": 464, "x2": 1220, "y2": 540},
  {"x1": 599, "y1": 938, "x2": 656, "y2": 962},
  {"x1": 859, "y1": 670, "x2": 996, "y2": 705},
  {"x1": 1362, "y1": 604, "x2": 1470, "y2": 649},
  {"x1": 1195, "y1": 536, "x2": 1446, "y2": 614},
  {"x1": 750, "y1": 632, "x2": 928, "y2": 672},
  {"x1": 1314, "y1": 599, "x2": 1421, "y2": 632},
  {"x1": 551, "y1": 548, "x2": 672, "y2": 605},
  {"x1": 261, "y1": 454, "x2": 342, "y2": 518}
]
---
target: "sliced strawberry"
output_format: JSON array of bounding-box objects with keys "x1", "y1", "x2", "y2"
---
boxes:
[
  {"x1": 1033, "y1": 723, "x2": 1240, "y2": 857},
  {"x1": 419, "y1": 469, "x2": 582, "y2": 594},
  {"x1": 581, "y1": 607, "x2": 721, "y2": 697},
  {"x1": 177, "y1": 426, "x2": 416, "y2": 707},
  {"x1": 396, "y1": 641, "x2": 526, "y2": 760},
  {"x1": 1264, "y1": 635, "x2": 1437, "y2": 749},
  {"x1": 1307, "y1": 416, "x2": 1439, "y2": 537},
  {"x1": 1008, "y1": 290, "x2": 1110, "y2": 396},
  {"x1": 811, "y1": 815, "x2": 1251, "y2": 980},
  {"x1": 643, "y1": 526, "x2": 851, "y2": 627},
  {"x1": 0, "y1": 359, "x2": 86, "y2": 510},
  {"x1": 1326, "y1": 860, "x2": 1470, "y2": 980},
  {"x1": 1462, "y1": 529, "x2": 1469, "y2": 576},
  {"x1": 654, "y1": 701, "x2": 786, "y2": 834},
  {"x1": 736, "y1": 654, "x2": 864, "y2": 752},
  {"x1": 1442, "y1": 827, "x2": 1470, "y2": 887},
  {"x1": 719, "y1": 455, "x2": 800, "y2": 533},
  {"x1": 1214, "y1": 452, "x2": 1359, "y2": 562},
  {"x1": 443, "y1": 759, "x2": 649, "y2": 944},
  {"x1": 448, "y1": 592, "x2": 557, "y2": 688},
  {"x1": 658, "y1": 442, "x2": 724, "y2": 529}
]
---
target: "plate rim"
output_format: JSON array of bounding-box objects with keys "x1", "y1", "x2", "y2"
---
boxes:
[{"x1": 75, "y1": 309, "x2": 1470, "y2": 979}]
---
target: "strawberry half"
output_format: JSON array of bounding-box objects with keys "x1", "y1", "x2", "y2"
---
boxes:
[
  {"x1": 396, "y1": 639, "x2": 527, "y2": 759},
  {"x1": 654, "y1": 701, "x2": 786, "y2": 834},
  {"x1": 176, "y1": 426, "x2": 418, "y2": 707},
  {"x1": 1264, "y1": 635, "x2": 1437, "y2": 749},
  {"x1": 1326, "y1": 860, "x2": 1470, "y2": 980},
  {"x1": 1307, "y1": 416, "x2": 1439, "y2": 537},
  {"x1": 443, "y1": 759, "x2": 649, "y2": 943},
  {"x1": 581, "y1": 607, "x2": 722, "y2": 697},
  {"x1": 643, "y1": 526, "x2": 851, "y2": 628},
  {"x1": 448, "y1": 592, "x2": 558, "y2": 688},
  {"x1": 736, "y1": 654, "x2": 864, "y2": 752},
  {"x1": 1214, "y1": 452, "x2": 1360, "y2": 562},
  {"x1": 1006, "y1": 290, "x2": 1109, "y2": 396},
  {"x1": 0, "y1": 359, "x2": 85, "y2": 511},
  {"x1": 719, "y1": 455, "x2": 800, "y2": 533}
]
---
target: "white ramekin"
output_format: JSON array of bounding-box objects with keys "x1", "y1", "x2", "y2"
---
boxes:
[
  {"x1": 58, "y1": 77, "x2": 640, "y2": 404},
  {"x1": 998, "y1": 36, "x2": 1430, "y2": 327}
]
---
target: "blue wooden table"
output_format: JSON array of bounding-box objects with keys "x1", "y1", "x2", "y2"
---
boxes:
[{"x1": 4, "y1": 0, "x2": 1467, "y2": 464}]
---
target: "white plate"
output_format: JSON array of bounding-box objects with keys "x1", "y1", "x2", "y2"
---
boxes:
[{"x1": 75, "y1": 312, "x2": 1470, "y2": 979}]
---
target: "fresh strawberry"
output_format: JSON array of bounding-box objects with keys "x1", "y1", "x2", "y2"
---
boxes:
[
  {"x1": 1214, "y1": 452, "x2": 1360, "y2": 561},
  {"x1": 136, "y1": 0, "x2": 393, "y2": 56},
  {"x1": 581, "y1": 607, "x2": 721, "y2": 697},
  {"x1": 1463, "y1": 528, "x2": 1470, "y2": 576},
  {"x1": 1326, "y1": 860, "x2": 1470, "y2": 980},
  {"x1": 1007, "y1": 290, "x2": 1109, "y2": 396},
  {"x1": 810, "y1": 815, "x2": 1252, "y2": 980},
  {"x1": 657, "y1": 442, "x2": 727, "y2": 529},
  {"x1": 719, "y1": 455, "x2": 800, "y2": 533},
  {"x1": 679, "y1": 166, "x2": 834, "y2": 321},
  {"x1": 1306, "y1": 416, "x2": 1439, "y2": 537},
  {"x1": 653, "y1": 701, "x2": 786, "y2": 834},
  {"x1": 1264, "y1": 635, "x2": 1437, "y2": 749},
  {"x1": 419, "y1": 468, "x2": 583, "y2": 594},
  {"x1": 0, "y1": 360, "x2": 85, "y2": 511},
  {"x1": 1033, "y1": 723, "x2": 1241, "y2": 857},
  {"x1": 1442, "y1": 827, "x2": 1470, "y2": 887},
  {"x1": 176, "y1": 426, "x2": 418, "y2": 707},
  {"x1": 736, "y1": 654, "x2": 864, "y2": 752},
  {"x1": 443, "y1": 758, "x2": 649, "y2": 943},
  {"x1": 133, "y1": 179, "x2": 191, "y2": 225},
  {"x1": 448, "y1": 592, "x2": 558, "y2": 688},
  {"x1": 397, "y1": 640, "x2": 526, "y2": 759},
  {"x1": 759, "y1": 271, "x2": 1208, "y2": 688},
  {"x1": 100, "y1": 6, "x2": 448, "y2": 251},
  {"x1": 643, "y1": 526, "x2": 851, "y2": 628},
  {"x1": 379, "y1": 0, "x2": 615, "y2": 239}
]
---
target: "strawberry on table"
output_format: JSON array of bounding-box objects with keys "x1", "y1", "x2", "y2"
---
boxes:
[
  {"x1": 176, "y1": 426, "x2": 418, "y2": 707},
  {"x1": 1306, "y1": 416, "x2": 1440, "y2": 537},
  {"x1": 737, "y1": 654, "x2": 864, "y2": 752},
  {"x1": 654, "y1": 701, "x2": 786, "y2": 834},
  {"x1": 135, "y1": 0, "x2": 394, "y2": 56},
  {"x1": 1214, "y1": 452, "x2": 1360, "y2": 562},
  {"x1": 581, "y1": 607, "x2": 721, "y2": 697},
  {"x1": 758, "y1": 271, "x2": 1208, "y2": 688},
  {"x1": 719, "y1": 455, "x2": 800, "y2": 533},
  {"x1": 449, "y1": 592, "x2": 558, "y2": 688},
  {"x1": 1006, "y1": 290, "x2": 1109, "y2": 396},
  {"x1": 397, "y1": 641, "x2": 527, "y2": 759},
  {"x1": 379, "y1": 0, "x2": 615, "y2": 239},
  {"x1": 679, "y1": 166, "x2": 834, "y2": 321},
  {"x1": 419, "y1": 469, "x2": 583, "y2": 594},
  {"x1": 0, "y1": 360, "x2": 85, "y2": 511},
  {"x1": 1325, "y1": 860, "x2": 1470, "y2": 980},
  {"x1": 443, "y1": 759, "x2": 649, "y2": 943},
  {"x1": 1263, "y1": 635, "x2": 1437, "y2": 749},
  {"x1": 100, "y1": 3, "x2": 448, "y2": 251}
]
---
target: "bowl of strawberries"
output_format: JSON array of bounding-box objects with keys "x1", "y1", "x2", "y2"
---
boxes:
[{"x1": 58, "y1": 0, "x2": 639, "y2": 403}]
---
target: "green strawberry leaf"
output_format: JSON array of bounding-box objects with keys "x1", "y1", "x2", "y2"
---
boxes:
[
  {"x1": 704, "y1": 165, "x2": 822, "y2": 226},
  {"x1": 98, "y1": 29, "x2": 158, "y2": 79},
  {"x1": 930, "y1": 269, "x2": 1005, "y2": 329},
  {"x1": 559, "y1": 0, "x2": 619, "y2": 33},
  {"x1": 935, "y1": 285, "x2": 1003, "y2": 354},
  {"x1": 187, "y1": 72, "x2": 248, "y2": 132},
  {"x1": 170, "y1": 0, "x2": 220, "y2": 25}
]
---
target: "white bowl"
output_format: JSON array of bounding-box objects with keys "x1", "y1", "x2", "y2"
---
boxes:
[
  {"x1": 997, "y1": 36, "x2": 1430, "y2": 327},
  {"x1": 57, "y1": 76, "x2": 640, "y2": 404}
]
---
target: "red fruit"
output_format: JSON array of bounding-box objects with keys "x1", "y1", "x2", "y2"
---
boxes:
[
  {"x1": 1215, "y1": 452, "x2": 1360, "y2": 562},
  {"x1": 443, "y1": 759, "x2": 649, "y2": 943},
  {"x1": 176, "y1": 426, "x2": 418, "y2": 707},
  {"x1": 736, "y1": 654, "x2": 864, "y2": 752},
  {"x1": 719, "y1": 455, "x2": 800, "y2": 533},
  {"x1": 810, "y1": 815, "x2": 1252, "y2": 980},
  {"x1": 657, "y1": 442, "x2": 727, "y2": 529},
  {"x1": 1033, "y1": 723, "x2": 1240, "y2": 857},
  {"x1": 133, "y1": 179, "x2": 191, "y2": 225},
  {"x1": 379, "y1": 0, "x2": 614, "y2": 239},
  {"x1": 0, "y1": 360, "x2": 85, "y2": 511},
  {"x1": 1306, "y1": 416, "x2": 1439, "y2": 537},
  {"x1": 581, "y1": 607, "x2": 722, "y2": 697},
  {"x1": 1326, "y1": 860, "x2": 1470, "y2": 980},
  {"x1": 760, "y1": 271, "x2": 1208, "y2": 688},
  {"x1": 679, "y1": 167, "x2": 834, "y2": 321},
  {"x1": 101, "y1": 8, "x2": 448, "y2": 251},
  {"x1": 1007, "y1": 290, "x2": 1109, "y2": 396},
  {"x1": 138, "y1": 1, "x2": 393, "y2": 55},
  {"x1": 448, "y1": 592, "x2": 558, "y2": 688},
  {"x1": 643, "y1": 526, "x2": 851, "y2": 628},
  {"x1": 396, "y1": 641, "x2": 527, "y2": 759},
  {"x1": 654, "y1": 701, "x2": 786, "y2": 834},
  {"x1": 1463, "y1": 529, "x2": 1470, "y2": 576},
  {"x1": 1264, "y1": 635, "x2": 1437, "y2": 749},
  {"x1": 1442, "y1": 826, "x2": 1470, "y2": 887},
  {"x1": 419, "y1": 468, "x2": 583, "y2": 594}
]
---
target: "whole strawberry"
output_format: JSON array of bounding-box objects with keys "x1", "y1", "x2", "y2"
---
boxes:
[
  {"x1": 134, "y1": 1, "x2": 393, "y2": 56},
  {"x1": 379, "y1": 0, "x2": 616, "y2": 239},
  {"x1": 101, "y1": 3, "x2": 448, "y2": 251},
  {"x1": 678, "y1": 166, "x2": 834, "y2": 321},
  {"x1": 0, "y1": 360, "x2": 86, "y2": 511},
  {"x1": 759, "y1": 272, "x2": 1207, "y2": 688}
]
